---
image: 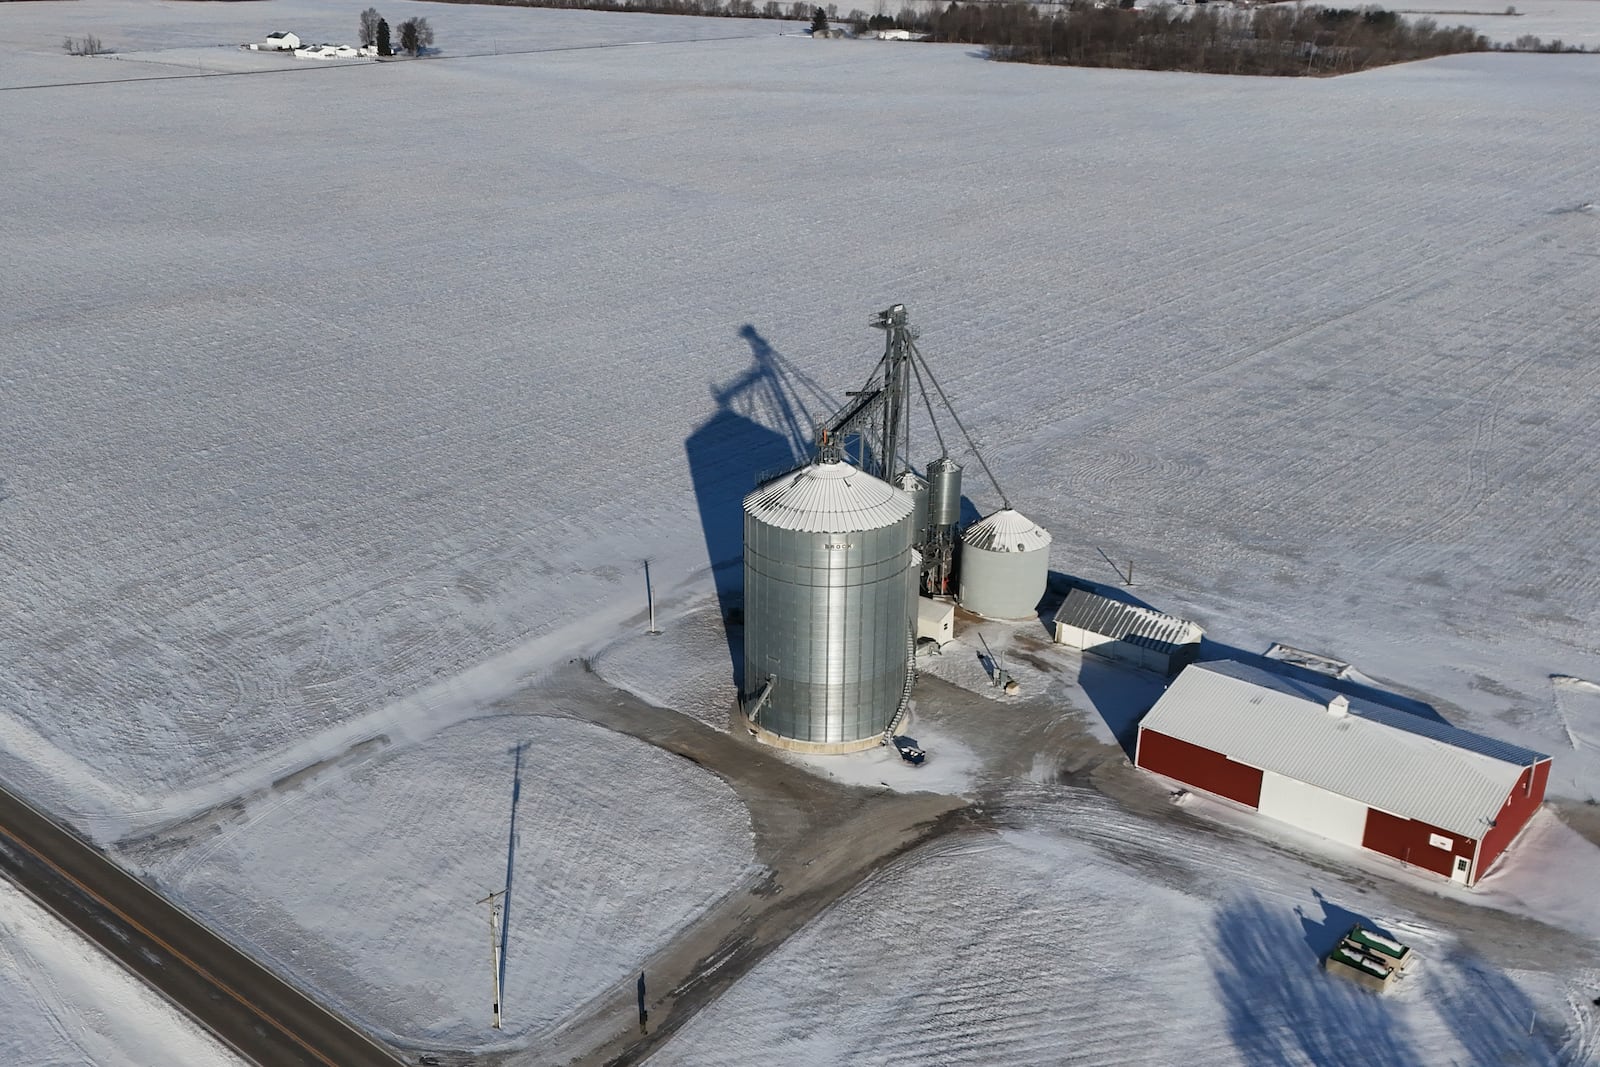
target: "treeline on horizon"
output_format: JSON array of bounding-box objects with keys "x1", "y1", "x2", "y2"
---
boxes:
[
  {"x1": 937, "y1": 3, "x2": 1489, "y2": 75},
  {"x1": 431, "y1": 0, "x2": 1592, "y2": 74}
]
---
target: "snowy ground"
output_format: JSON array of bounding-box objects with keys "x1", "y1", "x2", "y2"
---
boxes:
[
  {"x1": 4, "y1": 0, "x2": 1599, "y2": 830},
  {"x1": 120, "y1": 713, "x2": 755, "y2": 1048},
  {"x1": 1384, "y1": 0, "x2": 1600, "y2": 46},
  {"x1": 647, "y1": 791, "x2": 1600, "y2": 1066},
  {"x1": 830, "y1": 0, "x2": 1600, "y2": 47},
  {"x1": 600, "y1": 596, "x2": 1600, "y2": 1062},
  {"x1": 4, "y1": 0, "x2": 1600, "y2": 1062},
  {"x1": 0, "y1": 879, "x2": 249, "y2": 1067}
]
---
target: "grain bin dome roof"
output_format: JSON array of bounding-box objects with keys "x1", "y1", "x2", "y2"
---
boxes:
[
  {"x1": 962, "y1": 509, "x2": 1052, "y2": 553},
  {"x1": 744, "y1": 460, "x2": 913, "y2": 533}
]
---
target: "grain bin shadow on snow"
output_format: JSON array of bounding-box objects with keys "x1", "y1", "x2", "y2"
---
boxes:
[
  {"x1": 1035, "y1": 569, "x2": 1450, "y2": 757},
  {"x1": 683, "y1": 326, "x2": 837, "y2": 689},
  {"x1": 1195, "y1": 638, "x2": 1450, "y2": 726}
]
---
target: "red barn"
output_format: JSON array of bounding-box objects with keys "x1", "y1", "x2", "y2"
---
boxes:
[{"x1": 1135, "y1": 660, "x2": 1551, "y2": 886}]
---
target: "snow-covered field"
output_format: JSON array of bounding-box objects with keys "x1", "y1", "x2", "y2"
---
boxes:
[
  {"x1": 4, "y1": 0, "x2": 1600, "y2": 1060},
  {"x1": 123, "y1": 713, "x2": 755, "y2": 1047},
  {"x1": 1387, "y1": 0, "x2": 1600, "y2": 46},
  {"x1": 648, "y1": 792, "x2": 1600, "y2": 1066},
  {"x1": 5, "y1": 15, "x2": 1598, "y2": 832},
  {"x1": 0, "y1": 879, "x2": 249, "y2": 1066}
]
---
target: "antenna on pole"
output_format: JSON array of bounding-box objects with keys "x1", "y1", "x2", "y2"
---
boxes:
[{"x1": 476, "y1": 888, "x2": 508, "y2": 1030}]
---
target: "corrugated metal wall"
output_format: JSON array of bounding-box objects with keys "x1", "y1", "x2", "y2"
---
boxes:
[
  {"x1": 1476, "y1": 759, "x2": 1550, "y2": 880},
  {"x1": 1055, "y1": 627, "x2": 1179, "y2": 676},
  {"x1": 958, "y1": 544, "x2": 1048, "y2": 620},
  {"x1": 743, "y1": 510, "x2": 916, "y2": 745},
  {"x1": 1135, "y1": 729, "x2": 1264, "y2": 808},
  {"x1": 1360, "y1": 808, "x2": 1475, "y2": 880}
]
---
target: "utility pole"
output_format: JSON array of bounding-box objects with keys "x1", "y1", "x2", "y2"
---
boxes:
[
  {"x1": 643, "y1": 559, "x2": 660, "y2": 635},
  {"x1": 476, "y1": 889, "x2": 507, "y2": 1029}
]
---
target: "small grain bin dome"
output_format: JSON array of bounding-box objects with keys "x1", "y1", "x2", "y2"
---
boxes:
[
  {"x1": 958, "y1": 509, "x2": 1052, "y2": 620},
  {"x1": 742, "y1": 460, "x2": 919, "y2": 751}
]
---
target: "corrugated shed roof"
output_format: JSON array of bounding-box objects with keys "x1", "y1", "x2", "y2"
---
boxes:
[
  {"x1": 962, "y1": 509, "x2": 1052, "y2": 553},
  {"x1": 744, "y1": 460, "x2": 913, "y2": 533},
  {"x1": 1141, "y1": 659, "x2": 1551, "y2": 839},
  {"x1": 1053, "y1": 587, "x2": 1202, "y2": 651}
]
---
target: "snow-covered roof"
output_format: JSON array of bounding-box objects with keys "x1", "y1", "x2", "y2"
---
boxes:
[
  {"x1": 1054, "y1": 587, "x2": 1202, "y2": 651},
  {"x1": 744, "y1": 460, "x2": 913, "y2": 533},
  {"x1": 962, "y1": 509, "x2": 1051, "y2": 553},
  {"x1": 1141, "y1": 660, "x2": 1550, "y2": 839}
]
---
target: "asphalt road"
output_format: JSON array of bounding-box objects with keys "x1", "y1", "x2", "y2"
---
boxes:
[{"x1": 0, "y1": 780, "x2": 406, "y2": 1067}]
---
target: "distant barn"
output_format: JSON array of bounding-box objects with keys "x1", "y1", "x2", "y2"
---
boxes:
[
  {"x1": 1052, "y1": 585, "x2": 1202, "y2": 677},
  {"x1": 1135, "y1": 659, "x2": 1551, "y2": 886}
]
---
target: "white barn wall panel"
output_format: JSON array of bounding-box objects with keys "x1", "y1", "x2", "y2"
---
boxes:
[{"x1": 1257, "y1": 771, "x2": 1368, "y2": 848}]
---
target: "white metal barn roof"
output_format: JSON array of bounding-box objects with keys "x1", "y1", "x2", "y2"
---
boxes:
[
  {"x1": 1142, "y1": 660, "x2": 1550, "y2": 839},
  {"x1": 962, "y1": 509, "x2": 1052, "y2": 553},
  {"x1": 1053, "y1": 587, "x2": 1202, "y2": 652},
  {"x1": 744, "y1": 460, "x2": 913, "y2": 533}
]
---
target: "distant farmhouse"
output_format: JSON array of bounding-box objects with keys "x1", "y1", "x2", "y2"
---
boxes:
[{"x1": 253, "y1": 31, "x2": 300, "y2": 51}]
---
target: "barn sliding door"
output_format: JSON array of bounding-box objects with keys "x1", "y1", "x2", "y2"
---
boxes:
[{"x1": 1257, "y1": 771, "x2": 1368, "y2": 847}]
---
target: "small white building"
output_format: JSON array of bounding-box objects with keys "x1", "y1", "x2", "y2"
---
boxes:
[
  {"x1": 256, "y1": 31, "x2": 300, "y2": 51},
  {"x1": 916, "y1": 597, "x2": 954, "y2": 646},
  {"x1": 1052, "y1": 584, "x2": 1202, "y2": 677}
]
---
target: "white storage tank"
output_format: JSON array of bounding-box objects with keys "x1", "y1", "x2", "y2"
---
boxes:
[{"x1": 958, "y1": 509, "x2": 1052, "y2": 620}]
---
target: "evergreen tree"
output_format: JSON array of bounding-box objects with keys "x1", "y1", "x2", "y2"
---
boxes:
[
  {"x1": 811, "y1": 6, "x2": 829, "y2": 32},
  {"x1": 377, "y1": 17, "x2": 392, "y2": 55}
]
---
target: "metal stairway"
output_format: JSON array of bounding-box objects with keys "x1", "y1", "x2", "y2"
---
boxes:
[{"x1": 882, "y1": 626, "x2": 917, "y2": 746}]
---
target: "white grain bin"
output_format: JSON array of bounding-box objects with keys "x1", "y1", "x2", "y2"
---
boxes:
[{"x1": 958, "y1": 509, "x2": 1052, "y2": 620}]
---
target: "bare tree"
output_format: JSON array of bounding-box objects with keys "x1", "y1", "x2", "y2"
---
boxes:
[
  {"x1": 399, "y1": 16, "x2": 434, "y2": 55},
  {"x1": 359, "y1": 7, "x2": 383, "y2": 47},
  {"x1": 62, "y1": 33, "x2": 108, "y2": 56}
]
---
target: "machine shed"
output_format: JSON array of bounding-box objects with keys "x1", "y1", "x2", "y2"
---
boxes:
[
  {"x1": 1135, "y1": 660, "x2": 1552, "y2": 886},
  {"x1": 1052, "y1": 585, "x2": 1203, "y2": 677}
]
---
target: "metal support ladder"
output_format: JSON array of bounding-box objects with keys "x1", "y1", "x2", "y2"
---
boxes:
[{"x1": 882, "y1": 626, "x2": 917, "y2": 746}]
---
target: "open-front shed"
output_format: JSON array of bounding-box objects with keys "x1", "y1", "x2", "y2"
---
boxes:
[{"x1": 1052, "y1": 585, "x2": 1203, "y2": 677}]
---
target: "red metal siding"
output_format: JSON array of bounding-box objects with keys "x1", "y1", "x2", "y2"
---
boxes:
[
  {"x1": 1476, "y1": 760, "x2": 1550, "y2": 879},
  {"x1": 1136, "y1": 729, "x2": 1263, "y2": 808},
  {"x1": 1361, "y1": 807, "x2": 1476, "y2": 880}
]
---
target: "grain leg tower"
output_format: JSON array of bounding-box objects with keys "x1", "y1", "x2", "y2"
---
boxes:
[{"x1": 738, "y1": 303, "x2": 1052, "y2": 750}]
